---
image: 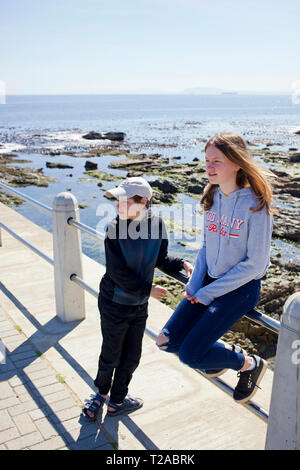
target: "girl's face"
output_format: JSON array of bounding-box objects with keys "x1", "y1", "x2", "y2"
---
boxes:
[
  {"x1": 117, "y1": 197, "x2": 147, "y2": 220},
  {"x1": 205, "y1": 145, "x2": 240, "y2": 189}
]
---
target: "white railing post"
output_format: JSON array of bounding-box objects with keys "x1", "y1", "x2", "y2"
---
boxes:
[
  {"x1": 265, "y1": 292, "x2": 300, "y2": 450},
  {"x1": 52, "y1": 192, "x2": 85, "y2": 322}
]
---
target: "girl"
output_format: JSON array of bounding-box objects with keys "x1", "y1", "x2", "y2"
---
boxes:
[{"x1": 156, "y1": 132, "x2": 275, "y2": 404}]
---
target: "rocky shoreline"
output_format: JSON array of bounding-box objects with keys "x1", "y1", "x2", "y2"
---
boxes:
[{"x1": 1, "y1": 133, "x2": 299, "y2": 368}]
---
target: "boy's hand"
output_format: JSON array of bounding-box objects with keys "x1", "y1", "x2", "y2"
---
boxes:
[
  {"x1": 150, "y1": 285, "x2": 168, "y2": 300},
  {"x1": 183, "y1": 260, "x2": 194, "y2": 279}
]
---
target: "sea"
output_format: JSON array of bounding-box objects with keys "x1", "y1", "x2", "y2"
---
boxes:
[{"x1": 0, "y1": 94, "x2": 300, "y2": 266}]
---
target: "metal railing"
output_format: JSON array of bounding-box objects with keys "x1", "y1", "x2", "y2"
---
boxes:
[{"x1": 0, "y1": 181, "x2": 281, "y2": 423}]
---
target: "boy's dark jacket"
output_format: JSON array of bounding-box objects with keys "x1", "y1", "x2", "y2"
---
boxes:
[{"x1": 100, "y1": 211, "x2": 184, "y2": 305}]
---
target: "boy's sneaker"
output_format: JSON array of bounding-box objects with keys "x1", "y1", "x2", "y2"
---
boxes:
[
  {"x1": 233, "y1": 355, "x2": 268, "y2": 404},
  {"x1": 204, "y1": 344, "x2": 245, "y2": 378},
  {"x1": 107, "y1": 396, "x2": 143, "y2": 416}
]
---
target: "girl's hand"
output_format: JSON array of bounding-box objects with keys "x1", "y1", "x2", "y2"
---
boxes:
[
  {"x1": 184, "y1": 290, "x2": 202, "y2": 304},
  {"x1": 183, "y1": 260, "x2": 194, "y2": 279},
  {"x1": 150, "y1": 285, "x2": 168, "y2": 300}
]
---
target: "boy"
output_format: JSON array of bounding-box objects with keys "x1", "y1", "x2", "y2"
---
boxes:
[{"x1": 83, "y1": 177, "x2": 193, "y2": 419}]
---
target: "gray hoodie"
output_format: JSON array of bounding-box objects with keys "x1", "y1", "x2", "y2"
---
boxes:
[{"x1": 186, "y1": 186, "x2": 273, "y2": 305}]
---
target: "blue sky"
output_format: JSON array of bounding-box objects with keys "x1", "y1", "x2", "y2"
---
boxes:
[{"x1": 0, "y1": 0, "x2": 299, "y2": 94}]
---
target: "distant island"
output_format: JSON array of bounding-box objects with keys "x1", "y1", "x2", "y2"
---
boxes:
[
  {"x1": 183, "y1": 87, "x2": 238, "y2": 95},
  {"x1": 183, "y1": 87, "x2": 225, "y2": 95},
  {"x1": 182, "y1": 87, "x2": 289, "y2": 95}
]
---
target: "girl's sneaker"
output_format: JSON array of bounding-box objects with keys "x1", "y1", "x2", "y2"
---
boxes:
[
  {"x1": 204, "y1": 345, "x2": 245, "y2": 378},
  {"x1": 233, "y1": 355, "x2": 268, "y2": 404}
]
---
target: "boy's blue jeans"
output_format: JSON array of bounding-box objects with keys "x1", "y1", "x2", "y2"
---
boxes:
[{"x1": 157, "y1": 273, "x2": 261, "y2": 371}]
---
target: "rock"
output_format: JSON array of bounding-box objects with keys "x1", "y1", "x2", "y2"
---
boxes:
[
  {"x1": 150, "y1": 179, "x2": 180, "y2": 194},
  {"x1": 82, "y1": 131, "x2": 103, "y2": 140},
  {"x1": 84, "y1": 161, "x2": 98, "y2": 170},
  {"x1": 186, "y1": 183, "x2": 206, "y2": 194},
  {"x1": 82, "y1": 131, "x2": 126, "y2": 141},
  {"x1": 127, "y1": 171, "x2": 144, "y2": 177},
  {"x1": 84, "y1": 169, "x2": 122, "y2": 182},
  {"x1": 103, "y1": 132, "x2": 126, "y2": 141},
  {"x1": 289, "y1": 153, "x2": 300, "y2": 163},
  {"x1": 152, "y1": 191, "x2": 175, "y2": 205},
  {"x1": 109, "y1": 158, "x2": 155, "y2": 169},
  {"x1": 0, "y1": 164, "x2": 56, "y2": 191},
  {"x1": 46, "y1": 162, "x2": 73, "y2": 169},
  {"x1": 273, "y1": 207, "x2": 300, "y2": 242},
  {"x1": 294, "y1": 130, "x2": 300, "y2": 135},
  {"x1": 280, "y1": 188, "x2": 300, "y2": 198}
]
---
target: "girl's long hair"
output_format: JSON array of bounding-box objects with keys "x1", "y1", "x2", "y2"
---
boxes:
[{"x1": 200, "y1": 132, "x2": 277, "y2": 215}]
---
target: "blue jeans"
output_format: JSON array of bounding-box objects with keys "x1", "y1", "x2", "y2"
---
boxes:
[{"x1": 157, "y1": 273, "x2": 261, "y2": 371}]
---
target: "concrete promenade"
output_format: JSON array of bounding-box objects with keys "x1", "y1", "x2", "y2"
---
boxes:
[{"x1": 0, "y1": 201, "x2": 274, "y2": 450}]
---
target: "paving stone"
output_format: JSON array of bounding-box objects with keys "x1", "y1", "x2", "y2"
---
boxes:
[
  {"x1": 9, "y1": 375, "x2": 29, "y2": 387},
  {"x1": 13, "y1": 358, "x2": 41, "y2": 369},
  {"x1": 0, "y1": 371, "x2": 15, "y2": 382},
  {"x1": 0, "y1": 357, "x2": 16, "y2": 373},
  {"x1": 50, "y1": 406, "x2": 81, "y2": 424},
  {"x1": 0, "y1": 409, "x2": 15, "y2": 431},
  {"x1": 47, "y1": 398, "x2": 75, "y2": 414},
  {"x1": 29, "y1": 409, "x2": 46, "y2": 421},
  {"x1": 18, "y1": 393, "x2": 34, "y2": 403},
  {"x1": 6, "y1": 431, "x2": 44, "y2": 450},
  {"x1": 10, "y1": 350, "x2": 38, "y2": 362},
  {"x1": 0, "y1": 381, "x2": 15, "y2": 399},
  {"x1": 30, "y1": 435, "x2": 67, "y2": 450},
  {"x1": 1, "y1": 336, "x2": 23, "y2": 346},
  {"x1": 55, "y1": 416, "x2": 85, "y2": 434},
  {"x1": 39, "y1": 390, "x2": 70, "y2": 405},
  {"x1": 13, "y1": 384, "x2": 30, "y2": 396},
  {"x1": 13, "y1": 413, "x2": 37, "y2": 435},
  {"x1": 31, "y1": 375, "x2": 58, "y2": 389},
  {"x1": 0, "y1": 396, "x2": 20, "y2": 411},
  {"x1": 26, "y1": 368, "x2": 53, "y2": 381},
  {"x1": 4, "y1": 340, "x2": 25, "y2": 352},
  {"x1": 8, "y1": 399, "x2": 39, "y2": 417},
  {"x1": 24, "y1": 360, "x2": 48, "y2": 373},
  {"x1": 34, "y1": 382, "x2": 65, "y2": 397},
  {"x1": 35, "y1": 417, "x2": 59, "y2": 440},
  {"x1": 0, "y1": 330, "x2": 21, "y2": 339},
  {"x1": 68, "y1": 432, "x2": 113, "y2": 450},
  {"x1": 62, "y1": 422, "x2": 102, "y2": 444},
  {"x1": 0, "y1": 322, "x2": 12, "y2": 332},
  {"x1": 9, "y1": 344, "x2": 33, "y2": 354},
  {"x1": 0, "y1": 426, "x2": 20, "y2": 445}
]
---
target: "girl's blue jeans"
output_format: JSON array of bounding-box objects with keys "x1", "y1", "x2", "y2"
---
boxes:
[{"x1": 157, "y1": 273, "x2": 261, "y2": 371}]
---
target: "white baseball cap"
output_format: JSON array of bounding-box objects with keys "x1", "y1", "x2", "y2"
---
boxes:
[{"x1": 105, "y1": 177, "x2": 153, "y2": 200}]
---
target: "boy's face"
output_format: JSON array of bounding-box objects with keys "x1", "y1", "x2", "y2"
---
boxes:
[{"x1": 117, "y1": 196, "x2": 147, "y2": 220}]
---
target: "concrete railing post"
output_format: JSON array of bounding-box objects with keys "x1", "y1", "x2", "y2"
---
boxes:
[
  {"x1": 265, "y1": 292, "x2": 300, "y2": 450},
  {"x1": 52, "y1": 192, "x2": 85, "y2": 322}
]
